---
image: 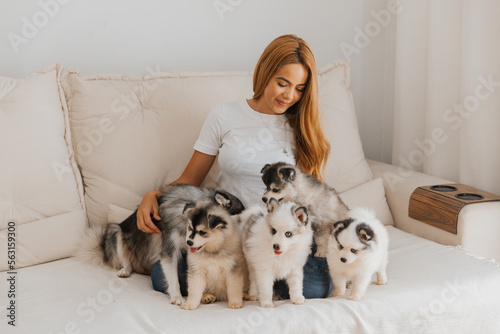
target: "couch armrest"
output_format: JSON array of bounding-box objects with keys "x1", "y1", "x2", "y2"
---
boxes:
[{"x1": 367, "y1": 159, "x2": 500, "y2": 261}]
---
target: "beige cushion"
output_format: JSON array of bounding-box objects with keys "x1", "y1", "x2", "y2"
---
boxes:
[
  {"x1": 107, "y1": 203, "x2": 135, "y2": 224},
  {"x1": 320, "y1": 61, "x2": 372, "y2": 192},
  {"x1": 0, "y1": 64, "x2": 87, "y2": 270},
  {"x1": 339, "y1": 178, "x2": 394, "y2": 226},
  {"x1": 64, "y1": 61, "x2": 372, "y2": 226}
]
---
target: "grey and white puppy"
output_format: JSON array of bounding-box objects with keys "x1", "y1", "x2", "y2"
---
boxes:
[
  {"x1": 260, "y1": 162, "x2": 349, "y2": 257},
  {"x1": 77, "y1": 184, "x2": 245, "y2": 306}
]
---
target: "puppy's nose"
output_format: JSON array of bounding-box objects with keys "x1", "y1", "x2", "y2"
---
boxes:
[
  {"x1": 262, "y1": 197, "x2": 268, "y2": 203},
  {"x1": 273, "y1": 244, "x2": 280, "y2": 251},
  {"x1": 340, "y1": 257, "x2": 347, "y2": 263},
  {"x1": 187, "y1": 240, "x2": 193, "y2": 246}
]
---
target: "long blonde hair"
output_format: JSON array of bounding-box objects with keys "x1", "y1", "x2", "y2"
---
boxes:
[{"x1": 253, "y1": 34, "x2": 330, "y2": 180}]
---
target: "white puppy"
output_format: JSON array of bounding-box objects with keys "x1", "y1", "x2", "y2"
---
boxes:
[
  {"x1": 240, "y1": 199, "x2": 313, "y2": 308},
  {"x1": 327, "y1": 207, "x2": 389, "y2": 301}
]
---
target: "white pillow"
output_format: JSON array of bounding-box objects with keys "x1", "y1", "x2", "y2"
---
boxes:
[
  {"x1": 0, "y1": 64, "x2": 87, "y2": 270},
  {"x1": 108, "y1": 203, "x2": 135, "y2": 224},
  {"x1": 64, "y1": 61, "x2": 372, "y2": 226},
  {"x1": 320, "y1": 61, "x2": 372, "y2": 192},
  {"x1": 339, "y1": 178, "x2": 394, "y2": 226}
]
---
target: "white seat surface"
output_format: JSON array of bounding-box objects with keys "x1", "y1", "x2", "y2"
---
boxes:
[{"x1": 3, "y1": 226, "x2": 500, "y2": 334}]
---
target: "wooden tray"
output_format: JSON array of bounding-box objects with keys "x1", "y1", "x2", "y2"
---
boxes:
[{"x1": 409, "y1": 184, "x2": 500, "y2": 234}]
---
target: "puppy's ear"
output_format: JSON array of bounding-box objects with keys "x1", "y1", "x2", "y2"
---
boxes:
[
  {"x1": 357, "y1": 224, "x2": 375, "y2": 243},
  {"x1": 215, "y1": 191, "x2": 231, "y2": 207},
  {"x1": 279, "y1": 167, "x2": 296, "y2": 181},
  {"x1": 294, "y1": 206, "x2": 308, "y2": 226},
  {"x1": 268, "y1": 198, "x2": 280, "y2": 213},
  {"x1": 208, "y1": 215, "x2": 227, "y2": 230},
  {"x1": 183, "y1": 202, "x2": 195, "y2": 214},
  {"x1": 215, "y1": 190, "x2": 245, "y2": 215},
  {"x1": 333, "y1": 218, "x2": 353, "y2": 234},
  {"x1": 260, "y1": 164, "x2": 271, "y2": 174}
]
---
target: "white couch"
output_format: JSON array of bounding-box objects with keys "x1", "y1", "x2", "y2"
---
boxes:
[{"x1": 1, "y1": 62, "x2": 499, "y2": 334}]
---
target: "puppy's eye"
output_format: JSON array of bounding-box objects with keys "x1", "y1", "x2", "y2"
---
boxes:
[
  {"x1": 272, "y1": 188, "x2": 280, "y2": 193},
  {"x1": 271, "y1": 228, "x2": 277, "y2": 235},
  {"x1": 350, "y1": 249, "x2": 357, "y2": 254},
  {"x1": 339, "y1": 244, "x2": 344, "y2": 250},
  {"x1": 198, "y1": 231, "x2": 207, "y2": 236},
  {"x1": 285, "y1": 231, "x2": 292, "y2": 238}
]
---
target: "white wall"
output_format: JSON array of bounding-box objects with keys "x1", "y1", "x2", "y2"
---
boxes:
[{"x1": 0, "y1": 0, "x2": 396, "y2": 163}]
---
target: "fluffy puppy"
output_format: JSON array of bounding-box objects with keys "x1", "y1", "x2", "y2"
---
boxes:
[
  {"x1": 327, "y1": 207, "x2": 389, "y2": 301},
  {"x1": 77, "y1": 184, "x2": 245, "y2": 306},
  {"x1": 261, "y1": 162, "x2": 349, "y2": 257},
  {"x1": 180, "y1": 198, "x2": 246, "y2": 310},
  {"x1": 239, "y1": 198, "x2": 313, "y2": 308}
]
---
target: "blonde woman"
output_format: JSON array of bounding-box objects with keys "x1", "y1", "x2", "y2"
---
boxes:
[{"x1": 141, "y1": 35, "x2": 332, "y2": 298}]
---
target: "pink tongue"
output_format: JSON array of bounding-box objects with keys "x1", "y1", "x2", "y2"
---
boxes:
[
  {"x1": 190, "y1": 247, "x2": 198, "y2": 253},
  {"x1": 274, "y1": 251, "x2": 283, "y2": 255}
]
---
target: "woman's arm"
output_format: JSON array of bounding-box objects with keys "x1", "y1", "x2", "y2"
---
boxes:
[{"x1": 136, "y1": 151, "x2": 216, "y2": 233}]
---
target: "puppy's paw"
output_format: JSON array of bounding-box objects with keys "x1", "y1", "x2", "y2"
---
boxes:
[
  {"x1": 260, "y1": 301, "x2": 274, "y2": 308},
  {"x1": 181, "y1": 301, "x2": 199, "y2": 310},
  {"x1": 202, "y1": 293, "x2": 217, "y2": 304},
  {"x1": 117, "y1": 268, "x2": 131, "y2": 278},
  {"x1": 314, "y1": 251, "x2": 328, "y2": 258},
  {"x1": 291, "y1": 295, "x2": 305, "y2": 305},
  {"x1": 376, "y1": 279, "x2": 388, "y2": 285},
  {"x1": 332, "y1": 290, "x2": 345, "y2": 297},
  {"x1": 228, "y1": 302, "x2": 243, "y2": 309},
  {"x1": 348, "y1": 294, "x2": 363, "y2": 301},
  {"x1": 244, "y1": 293, "x2": 258, "y2": 301},
  {"x1": 170, "y1": 295, "x2": 185, "y2": 306}
]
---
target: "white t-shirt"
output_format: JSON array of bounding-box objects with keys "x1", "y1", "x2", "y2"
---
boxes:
[{"x1": 194, "y1": 100, "x2": 296, "y2": 207}]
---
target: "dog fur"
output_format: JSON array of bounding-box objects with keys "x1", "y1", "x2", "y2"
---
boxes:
[
  {"x1": 180, "y1": 198, "x2": 247, "y2": 310},
  {"x1": 77, "y1": 184, "x2": 245, "y2": 306},
  {"x1": 327, "y1": 207, "x2": 389, "y2": 301},
  {"x1": 260, "y1": 162, "x2": 349, "y2": 257},
  {"x1": 239, "y1": 198, "x2": 313, "y2": 307}
]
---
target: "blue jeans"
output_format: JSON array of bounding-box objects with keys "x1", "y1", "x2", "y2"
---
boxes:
[{"x1": 151, "y1": 255, "x2": 332, "y2": 299}]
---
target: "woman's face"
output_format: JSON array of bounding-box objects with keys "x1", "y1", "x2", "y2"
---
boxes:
[{"x1": 258, "y1": 63, "x2": 308, "y2": 115}]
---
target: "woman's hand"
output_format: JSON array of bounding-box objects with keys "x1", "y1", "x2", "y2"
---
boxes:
[{"x1": 137, "y1": 189, "x2": 162, "y2": 233}]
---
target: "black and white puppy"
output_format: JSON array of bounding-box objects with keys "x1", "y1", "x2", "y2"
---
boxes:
[
  {"x1": 327, "y1": 207, "x2": 389, "y2": 301},
  {"x1": 180, "y1": 197, "x2": 247, "y2": 310}
]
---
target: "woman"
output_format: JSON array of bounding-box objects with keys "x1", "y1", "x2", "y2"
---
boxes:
[{"x1": 139, "y1": 34, "x2": 332, "y2": 298}]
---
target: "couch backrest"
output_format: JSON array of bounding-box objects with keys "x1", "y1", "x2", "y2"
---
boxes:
[
  {"x1": 0, "y1": 61, "x2": 374, "y2": 271},
  {"x1": 62, "y1": 61, "x2": 372, "y2": 226}
]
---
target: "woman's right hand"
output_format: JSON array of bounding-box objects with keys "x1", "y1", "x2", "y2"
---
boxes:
[{"x1": 137, "y1": 190, "x2": 162, "y2": 234}]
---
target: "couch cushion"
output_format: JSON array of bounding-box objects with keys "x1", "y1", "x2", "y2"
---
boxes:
[
  {"x1": 0, "y1": 64, "x2": 87, "y2": 270},
  {"x1": 9, "y1": 227, "x2": 500, "y2": 333},
  {"x1": 64, "y1": 61, "x2": 372, "y2": 226},
  {"x1": 320, "y1": 61, "x2": 372, "y2": 192},
  {"x1": 339, "y1": 177, "x2": 394, "y2": 226}
]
